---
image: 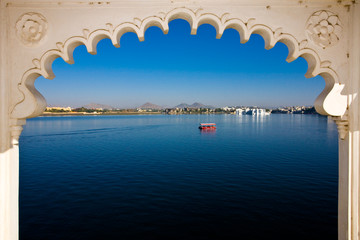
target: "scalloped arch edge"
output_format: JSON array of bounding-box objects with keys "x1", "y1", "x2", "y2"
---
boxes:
[{"x1": 10, "y1": 7, "x2": 348, "y2": 119}]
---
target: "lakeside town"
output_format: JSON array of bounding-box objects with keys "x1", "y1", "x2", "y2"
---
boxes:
[{"x1": 43, "y1": 102, "x2": 318, "y2": 116}]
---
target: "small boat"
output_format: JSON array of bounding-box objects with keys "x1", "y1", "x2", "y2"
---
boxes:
[{"x1": 199, "y1": 123, "x2": 216, "y2": 130}]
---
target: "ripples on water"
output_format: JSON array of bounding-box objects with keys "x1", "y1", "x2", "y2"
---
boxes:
[{"x1": 20, "y1": 114, "x2": 338, "y2": 240}]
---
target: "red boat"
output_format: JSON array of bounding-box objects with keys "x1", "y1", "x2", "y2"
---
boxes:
[{"x1": 199, "y1": 123, "x2": 216, "y2": 130}]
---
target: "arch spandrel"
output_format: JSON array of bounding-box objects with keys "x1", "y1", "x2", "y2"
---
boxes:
[{"x1": 6, "y1": 2, "x2": 351, "y2": 127}]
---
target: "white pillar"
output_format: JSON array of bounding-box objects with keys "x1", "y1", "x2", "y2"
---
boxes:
[
  {"x1": 345, "y1": 3, "x2": 360, "y2": 240},
  {"x1": 338, "y1": 135, "x2": 351, "y2": 240},
  {"x1": 335, "y1": 3, "x2": 360, "y2": 239},
  {"x1": 0, "y1": 143, "x2": 19, "y2": 240},
  {"x1": 0, "y1": 0, "x2": 17, "y2": 238}
]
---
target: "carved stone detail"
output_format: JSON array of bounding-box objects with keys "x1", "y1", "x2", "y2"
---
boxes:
[
  {"x1": 9, "y1": 119, "x2": 26, "y2": 145},
  {"x1": 332, "y1": 114, "x2": 349, "y2": 140},
  {"x1": 11, "y1": 7, "x2": 347, "y2": 119},
  {"x1": 15, "y1": 12, "x2": 48, "y2": 47},
  {"x1": 306, "y1": 10, "x2": 342, "y2": 48}
]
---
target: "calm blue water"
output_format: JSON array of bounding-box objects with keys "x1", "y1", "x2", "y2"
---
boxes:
[{"x1": 19, "y1": 114, "x2": 338, "y2": 240}]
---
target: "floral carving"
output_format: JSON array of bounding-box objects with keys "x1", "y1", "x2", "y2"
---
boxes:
[
  {"x1": 306, "y1": 10, "x2": 342, "y2": 48},
  {"x1": 16, "y1": 13, "x2": 48, "y2": 47}
]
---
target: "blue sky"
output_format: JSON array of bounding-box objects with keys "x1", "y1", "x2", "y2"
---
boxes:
[{"x1": 35, "y1": 19, "x2": 325, "y2": 108}]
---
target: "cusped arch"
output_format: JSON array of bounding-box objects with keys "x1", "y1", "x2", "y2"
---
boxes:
[{"x1": 10, "y1": 7, "x2": 347, "y2": 119}]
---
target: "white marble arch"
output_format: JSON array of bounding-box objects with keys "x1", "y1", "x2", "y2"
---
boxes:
[{"x1": 0, "y1": 1, "x2": 359, "y2": 240}]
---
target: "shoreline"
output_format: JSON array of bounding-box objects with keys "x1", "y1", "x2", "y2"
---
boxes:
[
  {"x1": 41, "y1": 112, "x2": 162, "y2": 116},
  {"x1": 41, "y1": 112, "x2": 321, "y2": 117}
]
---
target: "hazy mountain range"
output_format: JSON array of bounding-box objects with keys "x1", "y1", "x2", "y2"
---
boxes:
[
  {"x1": 174, "y1": 102, "x2": 215, "y2": 109},
  {"x1": 82, "y1": 103, "x2": 114, "y2": 110},
  {"x1": 138, "y1": 102, "x2": 163, "y2": 110},
  {"x1": 79, "y1": 102, "x2": 215, "y2": 110},
  {"x1": 139, "y1": 102, "x2": 215, "y2": 109}
]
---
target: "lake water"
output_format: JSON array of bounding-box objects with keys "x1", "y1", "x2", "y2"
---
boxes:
[{"x1": 19, "y1": 114, "x2": 338, "y2": 240}]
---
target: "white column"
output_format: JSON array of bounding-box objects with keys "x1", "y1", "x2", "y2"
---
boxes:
[
  {"x1": 342, "y1": 3, "x2": 360, "y2": 240},
  {"x1": 0, "y1": 0, "x2": 17, "y2": 239},
  {"x1": 338, "y1": 136, "x2": 350, "y2": 240},
  {"x1": 351, "y1": 131, "x2": 360, "y2": 240},
  {"x1": 0, "y1": 143, "x2": 19, "y2": 240}
]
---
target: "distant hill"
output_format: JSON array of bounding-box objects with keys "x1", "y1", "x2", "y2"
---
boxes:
[
  {"x1": 175, "y1": 103, "x2": 190, "y2": 108},
  {"x1": 174, "y1": 102, "x2": 215, "y2": 109},
  {"x1": 190, "y1": 102, "x2": 207, "y2": 108},
  {"x1": 138, "y1": 102, "x2": 163, "y2": 110},
  {"x1": 83, "y1": 103, "x2": 114, "y2": 110}
]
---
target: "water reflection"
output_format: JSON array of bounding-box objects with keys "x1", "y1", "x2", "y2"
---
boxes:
[
  {"x1": 234, "y1": 114, "x2": 270, "y2": 123},
  {"x1": 199, "y1": 128, "x2": 217, "y2": 136}
]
